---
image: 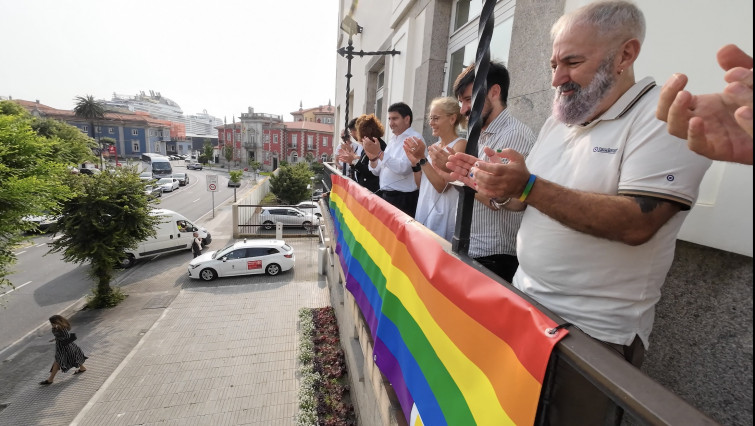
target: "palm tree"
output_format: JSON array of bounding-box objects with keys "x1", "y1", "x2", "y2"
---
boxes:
[{"x1": 74, "y1": 95, "x2": 105, "y2": 166}]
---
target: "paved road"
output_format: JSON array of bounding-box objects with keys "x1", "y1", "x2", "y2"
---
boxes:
[{"x1": 0, "y1": 166, "x2": 245, "y2": 354}]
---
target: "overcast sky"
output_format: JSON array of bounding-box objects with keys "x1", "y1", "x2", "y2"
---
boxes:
[{"x1": 0, "y1": 0, "x2": 339, "y2": 122}]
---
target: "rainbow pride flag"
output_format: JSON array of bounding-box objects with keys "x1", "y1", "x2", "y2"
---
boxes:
[{"x1": 328, "y1": 175, "x2": 567, "y2": 425}]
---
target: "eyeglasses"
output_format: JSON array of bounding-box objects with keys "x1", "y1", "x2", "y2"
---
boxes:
[{"x1": 428, "y1": 114, "x2": 452, "y2": 123}]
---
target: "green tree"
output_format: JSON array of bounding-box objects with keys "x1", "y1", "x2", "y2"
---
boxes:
[
  {"x1": 203, "y1": 140, "x2": 213, "y2": 162},
  {"x1": 269, "y1": 163, "x2": 314, "y2": 204},
  {"x1": 229, "y1": 170, "x2": 243, "y2": 202},
  {"x1": 304, "y1": 152, "x2": 315, "y2": 163},
  {"x1": 249, "y1": 160, "x2": 261, "y2": 171},
  {"x1": 73, "y1": 95, "x2": 104, "y2": 140},
  {"x1": 0, "y1": 101, "x2": 87, "y2": 290},
  {"x1": 48, "y1": 168, "x2": 161, "y2": 308},
  {"x1": 223, "y1": 144, "x2": 234, "y2": 166}
]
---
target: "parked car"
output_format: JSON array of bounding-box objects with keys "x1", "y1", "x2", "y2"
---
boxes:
[
  {"x1": 79, "y1": 167, "x2": 101, "y2": 176},
  {"x1": 187, "y1": 163, "x2": 203, "y2": 170},
  {"x1": 311, "y1": 189, "x2": 324, "y2": 201},
  {"x1": 168, "y1": 155, "x2": 181, "y2": 160},
  {"x1": 295, "y1": 201, "x2": 322, "y2": 218},
  {"x1": 173, "y1": 172, "x2": 189, "y2": 186},
  {"x1": 259, "y1": 207, "x2": 319, "y2": 230},
  {"x1": 22, "y1": 214, "x2": 58, "y2": 233},
  {"x1": 156, "y1": 177, "x2": 179, "y2": 192},
  {"x1": 188, "y1": 239, "x2": 294, "y2": 281},
  {"x1": 144, "y1": 185, "x2": 162, "y2": 199},
  {"x1": 120, "y1": 209, "x2": 211, "y2": 268},
  {"x1": 139, "y1": 171, "x2": 154, "y2": 182}
]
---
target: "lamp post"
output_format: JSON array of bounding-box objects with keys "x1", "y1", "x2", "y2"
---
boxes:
[{"x1": 337, "y1": 15, "x2": 400, "y2": 175}]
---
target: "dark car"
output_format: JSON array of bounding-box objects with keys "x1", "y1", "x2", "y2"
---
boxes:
[
  {"x1": 79, "y1": 168, "x2": 101, "y2": 176},
  {"x1": 173, "y1": 172, "x2": 189, "y2": 186},
  {"x1": 144, "y1": 185, "x2": 162, "y2": 199},
  {"x1": 187, "y1": 163, "x2": 203, "y2": 170}
]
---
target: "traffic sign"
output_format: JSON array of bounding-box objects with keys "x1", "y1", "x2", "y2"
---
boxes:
[{"x1": 206, "y1": 175, "x2": 219, "y2": 192}]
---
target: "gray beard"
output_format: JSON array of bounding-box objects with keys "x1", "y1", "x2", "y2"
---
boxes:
[{"x1": 553, "y1": 59, "x2": 615, "y2": 125}]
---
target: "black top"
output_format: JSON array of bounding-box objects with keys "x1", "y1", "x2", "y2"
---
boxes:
[{"x1": 350, "y1": 138, "x2": 386, "y2": 194}]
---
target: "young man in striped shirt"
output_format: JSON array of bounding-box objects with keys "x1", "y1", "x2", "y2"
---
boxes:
[{"x1": 431, "y1": 61, "x2": 536, "y2": 283}]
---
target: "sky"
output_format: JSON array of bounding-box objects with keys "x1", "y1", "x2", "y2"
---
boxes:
[{"x1": 0, "y1": 0, "x2": 339, "y2": 122}]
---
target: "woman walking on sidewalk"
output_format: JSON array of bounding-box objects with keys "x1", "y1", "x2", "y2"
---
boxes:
[{"x1": 40, "y1": 315, "x2": 88, "y2": 385}]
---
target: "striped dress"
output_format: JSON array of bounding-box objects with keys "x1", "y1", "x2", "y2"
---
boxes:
[{"x1": 52, "y1": 327, "x2": 88, "y2": 372}]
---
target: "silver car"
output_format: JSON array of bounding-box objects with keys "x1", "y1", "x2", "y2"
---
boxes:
[{"x1": 259, "y1": 207, "x2": 319, "y2": 230}]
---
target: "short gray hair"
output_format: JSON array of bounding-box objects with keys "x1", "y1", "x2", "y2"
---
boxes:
[{"x1": 551, "y1": 1, "x2": 646, "y2": 46}]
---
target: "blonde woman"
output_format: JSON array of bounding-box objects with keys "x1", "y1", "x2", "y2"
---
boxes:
[
  {"x1": 40, "y1": 315, "x2": 88, "y2": 385},
  {"x1": 403, "y1": 97, "x2": 467, "y2": 241}
]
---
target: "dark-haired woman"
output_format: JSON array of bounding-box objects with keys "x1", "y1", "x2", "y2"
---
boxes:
[{"x1": 40, "y1": 315, "x2": 88, "y2": 385}]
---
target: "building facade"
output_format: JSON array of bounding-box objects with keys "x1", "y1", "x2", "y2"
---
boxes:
[
  {"x1": 15, "y1": 99, "x2": 171, "y2": 159},
  {"x1": 217, "y1": 105, "x2": 334, "y2": 171}
]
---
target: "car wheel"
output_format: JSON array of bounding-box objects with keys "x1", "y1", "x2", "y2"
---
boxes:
[
  {"x1": 119, "y1": 254, "x2": 136, "y2": 269},
  {"x1": 302, "y1": 221, "x2": 312, "y2": 230},
  {"x1": 266, "y1": 263, "x2": 281, "y2": 276},
  {"x1": 263, "y1": 221, "x2": 274, "y2": 230},
  {"x1": 199, "y1": 268, "x2": 217, "y2": 281}
]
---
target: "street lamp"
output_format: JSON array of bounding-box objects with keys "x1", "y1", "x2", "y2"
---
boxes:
[{"x1": 337, "y1": 15, "x2": 400, "y2": 174}]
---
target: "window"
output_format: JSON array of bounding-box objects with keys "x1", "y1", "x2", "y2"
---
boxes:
[
  {"x1": 96, "y1": 126, "x2": 101, "y2": 133},
  {"x1": 132, "y1": 141, "x2": 140, "y2": 152},
  {"x1": 265, "y1": 134, "x2": 270, "y2": 143},
  {"x1": 321, "y1": 154, "x2": 328, "y2": 163},
  {"x1": 446, "y1": 1, "x2": 514, "y2": 97},
  {"x1": 291, "y1": 134, "x2": 298, "y2": 148},
  {"x1": 273, "y1": 134, "x2": 278, "y2": 143},
  {"x1": 292, "y1": 152, "x2": 298, "y2": 163},
  {"x1": 132, "y1": 129, "x2": 138, "y2": 136},
  {"x1": 375, "y1": 68, "x2": 385, "y2": 122},
  {"x1": 307, "y1": 135, "x2": 314, "y2": 149},
  {"x1": 82, "y1": 125, "x2": 89, "y2": 132},
  {"x1": 454, "y1": 0, "x2": 482, "y2": 31},
  {"x1": 108, "y1": 127, "x2": 114, "y2": 134},
  {"x1": 322, "y1": 136, "x2": 328, "y2": 147},
  {"x1": 224, "y1": 249, "x2": 248, "y2": 260}
]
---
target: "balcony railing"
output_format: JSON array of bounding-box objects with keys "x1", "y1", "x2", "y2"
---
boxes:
[{"x1": 318, "y1": 162, "x2": 716, "y2": 426}]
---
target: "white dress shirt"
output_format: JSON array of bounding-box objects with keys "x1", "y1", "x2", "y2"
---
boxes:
[{"x1": 368, "y1": 127, "x2": 423, "y2": 192}]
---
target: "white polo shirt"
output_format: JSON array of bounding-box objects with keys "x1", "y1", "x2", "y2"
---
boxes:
[{"x1": 512, "y1": 78, "x2": 712, "y2": 347}]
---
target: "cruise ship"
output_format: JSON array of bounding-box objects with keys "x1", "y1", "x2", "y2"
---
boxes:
[{"x1": 102, "y1": 91, "x2": 221, "y2": 137}]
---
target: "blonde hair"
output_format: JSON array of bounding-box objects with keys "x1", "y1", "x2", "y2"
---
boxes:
[
  {"x1": 551, "y1": 0, "x2": 645, "y2": 47},
  {"x1": 429, "y1": 97, "x2": 466, "y2": 131}
]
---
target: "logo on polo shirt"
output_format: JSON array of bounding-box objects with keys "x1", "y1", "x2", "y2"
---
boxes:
[
  {"x1": 666, "y1": 174, "x2": 674, "y2": 181},
  {"x1": 593, "y1": 146, "x2": 618, "y2": 154}
]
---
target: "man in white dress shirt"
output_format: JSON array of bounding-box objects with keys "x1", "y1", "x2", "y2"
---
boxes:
[{"x1": 363, "y1": 102, "x2": 424, "y2": 217}]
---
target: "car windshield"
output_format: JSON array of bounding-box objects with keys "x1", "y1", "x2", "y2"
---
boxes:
[
  {"x1": 174, "y1": 173, "x2": 185, "y2": 178},
  {"x1": 140, "y1": 172, "x2": 152, "y2": 177},
  {"x1": 152, "y1": 162, "x2": 171, "y2": 171},
  {"x1": 157, "y1": 178, "x2": 171, "y2": 184},
  {"x1": 213, "y1": 243, "x2": 236, "y2": 259}
]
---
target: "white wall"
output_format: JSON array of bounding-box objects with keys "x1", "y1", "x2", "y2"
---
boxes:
[{"x1": 563, "y1": 0, "x2": 753, "y2": 256}]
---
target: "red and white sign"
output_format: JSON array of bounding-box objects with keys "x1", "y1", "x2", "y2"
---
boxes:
[
  {"x1": 206, "y1": 175, "x2": 219, "y2": 192},
  {"x1": 247, "y1": 260, "x2": 262, "y2": 270}
]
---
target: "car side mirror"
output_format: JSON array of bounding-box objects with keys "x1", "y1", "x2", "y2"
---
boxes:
[
  {"x1": 221, "y1": 257, "x2": 227, "y2": 262},
  {"x1": 192, "y1": 227, "x2": 198, "y2": 232}
]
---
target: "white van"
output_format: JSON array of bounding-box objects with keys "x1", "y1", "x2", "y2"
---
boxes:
[{"x1": 120, "y1": 209, "x2": 212, "y2": 268}]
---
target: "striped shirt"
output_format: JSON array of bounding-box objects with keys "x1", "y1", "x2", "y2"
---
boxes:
[{"x1": 469, "y1": 108, "x2": 536, "y2": 258}]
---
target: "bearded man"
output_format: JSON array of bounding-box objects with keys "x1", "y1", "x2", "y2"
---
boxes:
[{"x1": 447, "y1": 1, "x2": 711, "y2": 424}]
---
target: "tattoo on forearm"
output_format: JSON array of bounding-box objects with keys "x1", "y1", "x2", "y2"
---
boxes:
[{"x1": 633, "y1": 196, "x2": 664, "y2": 213}]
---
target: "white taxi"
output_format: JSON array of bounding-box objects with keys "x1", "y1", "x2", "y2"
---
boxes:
[{"x1": 188, "y1": 239, "x2": 294, "y2": 281}]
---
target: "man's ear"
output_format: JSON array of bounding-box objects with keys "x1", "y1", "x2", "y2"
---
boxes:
[
  {"x1": 618, "y1": 38, "x2": 641, "y2": 71},
  {"x1": 487, "y1": 84, "x2": 501, "y2": 102}
]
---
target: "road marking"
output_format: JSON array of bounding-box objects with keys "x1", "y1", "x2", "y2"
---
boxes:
[
  {"x1": 14, "y1": 250, "x2": 26, "y2": 255},
  {"x1": 193, "y1": 198, "x2": 201, "y2": 203},
  {"x1": 35, "y1": 243, "x2": 46, "y2": 248},
  {"x1": 1, "y1": 281, "x2": 32, "y2": 296}
]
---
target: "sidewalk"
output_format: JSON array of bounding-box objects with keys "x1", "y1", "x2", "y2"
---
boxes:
[{"x1": 0, "y1": 202, "x2": 328, "y2": 425}]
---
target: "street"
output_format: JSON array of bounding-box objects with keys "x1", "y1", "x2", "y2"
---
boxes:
[{"x1": 0, "y1": 165, "x2": 246, "y2": 355}]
